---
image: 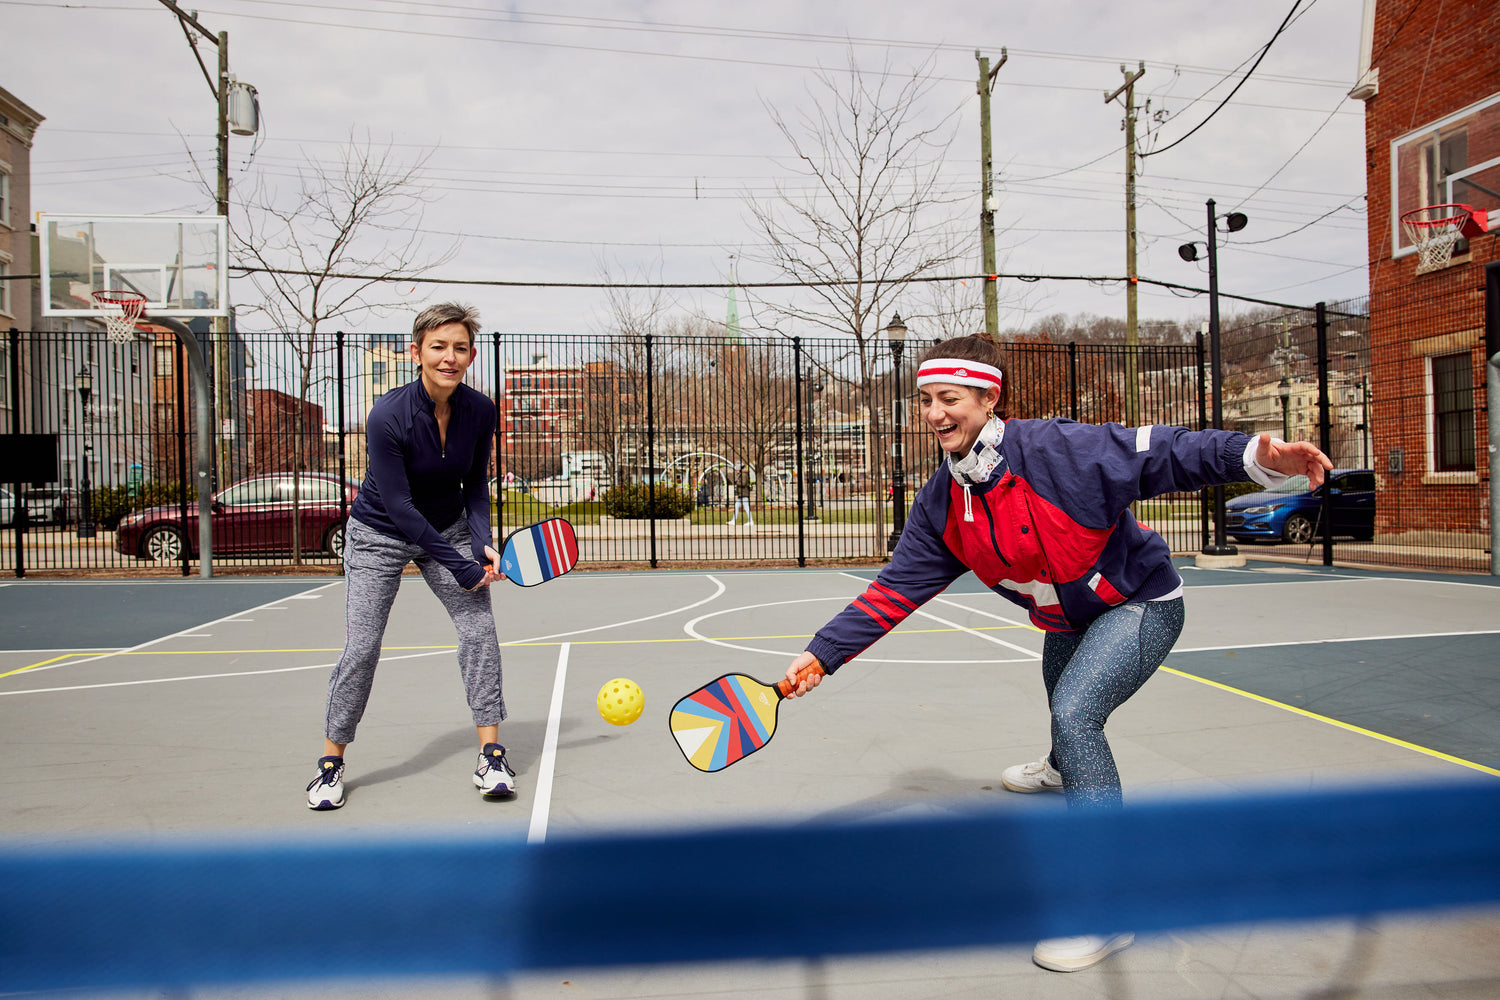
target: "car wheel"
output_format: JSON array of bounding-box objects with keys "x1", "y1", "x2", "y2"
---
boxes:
[
  {"x1": 142, "y1": 525, "x2": 185, "y2": 562},
  {"x1": 1283, "y1": 514, "x2": 1315, "y2": 545},
  {"x1": 326, "y1": 521, "x2": 346, "y2": 558}
]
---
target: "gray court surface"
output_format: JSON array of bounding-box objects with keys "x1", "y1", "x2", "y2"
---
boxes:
[{"x1": 2, "y1": 560, "x2": 1499, "y2": 999}]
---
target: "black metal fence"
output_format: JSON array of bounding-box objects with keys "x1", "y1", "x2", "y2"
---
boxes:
[{"x1": 7, "y1": 292, "x2": 1486, "y2": 577}]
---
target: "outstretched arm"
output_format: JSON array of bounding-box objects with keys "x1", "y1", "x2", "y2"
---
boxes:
[{"x1": 1253, "y1": 432, "x2": 1333, "y2": 488}]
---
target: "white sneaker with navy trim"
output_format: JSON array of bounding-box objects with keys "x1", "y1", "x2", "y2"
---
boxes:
[
  {"x1": 474, "y1": 743, "x2": 517, "y2": 796},
  {"x1": 306, "y1": 755, "x2": 345, "y2": 810}
]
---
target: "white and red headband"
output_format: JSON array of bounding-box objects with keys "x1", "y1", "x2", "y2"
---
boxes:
[{"x1": 916, "y1": 358, "x2": 1003, "y2": 395}]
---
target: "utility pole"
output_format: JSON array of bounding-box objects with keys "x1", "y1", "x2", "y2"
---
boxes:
[
  {"x1": 159, "y1": 0, "x2": 239, "y2": 489},
  {"x1": 977, "y1": 49, "x2": 1007, "y2": 342},
  {"x1": 1105, "y1": 62, "x2": 1146, "y2": 427}
]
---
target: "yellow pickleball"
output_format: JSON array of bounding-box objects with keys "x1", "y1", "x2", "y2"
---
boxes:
[{"x1": 597, "y1": 677, "x2": 645, "y2": 726}]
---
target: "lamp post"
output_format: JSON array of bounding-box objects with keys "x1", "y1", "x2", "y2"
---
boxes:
[
  {"x1": 74, "y1": 365, "x2": 97, "y2": 539},
  {"x1": 1278, "y1": 376, "x2": 1292, "y2": 442},
  {"x1": 885, "y1": 312, "x2": 909, "y2": 553},
  {"x1": 1179, "y1": 199, "x2": 1247, "y2": 557}
]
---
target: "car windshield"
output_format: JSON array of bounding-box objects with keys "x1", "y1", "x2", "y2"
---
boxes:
[{"x1": 1263, "y1": 475, "x2": 1311, "y2": 495}]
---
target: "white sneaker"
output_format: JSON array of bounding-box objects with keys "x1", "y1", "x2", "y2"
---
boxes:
[
  {"x1": 1002, "y1": 753, "x2": 1064, "y2": 793},
  {"x1": 474, "y1": 743, "x2": 517, "y2": 796},
  {"x1": 306, "y1": 755, "x2": 345, "y2": 810},
  {"x1": 1032, "y1": 933, "x2": 1134, "y2": 972}
]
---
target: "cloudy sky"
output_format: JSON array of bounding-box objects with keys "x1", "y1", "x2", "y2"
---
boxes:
[{"x1": 8, "y1": 0, "x2": 1371, "y2": 337}]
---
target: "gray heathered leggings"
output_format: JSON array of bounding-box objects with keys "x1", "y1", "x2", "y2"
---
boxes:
[
  {"x1": 1041, "y1": 597, "x2": 1185, "y2": 810},
  {"x1": 324, "y1": 516, "x2": 506, "y2": 745}
]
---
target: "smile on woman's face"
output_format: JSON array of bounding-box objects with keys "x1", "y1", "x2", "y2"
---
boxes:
[{"x1": 919, "y1": 381, "x2": 999, "y2": 456}]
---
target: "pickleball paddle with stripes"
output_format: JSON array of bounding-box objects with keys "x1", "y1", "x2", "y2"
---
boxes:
[
  {"x1": 498, "y1": 517, "x2": 579, "y2": 587},
  {"x1": 669, "y1": 661, "x2": 826, "y2": 772}
]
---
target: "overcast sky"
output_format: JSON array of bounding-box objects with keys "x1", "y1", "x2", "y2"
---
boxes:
[{"x1": 8, "y1": 0, "x2": 1371, "y2": 337}]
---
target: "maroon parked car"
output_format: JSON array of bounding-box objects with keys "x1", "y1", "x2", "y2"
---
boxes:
[{"x1": 115, "y1": 473, "x2": 360, "y2": 562}]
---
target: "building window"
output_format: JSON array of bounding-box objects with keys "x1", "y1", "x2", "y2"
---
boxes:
[
  {"x1": 1430, "y1": 352, "x2": 1474, "y2": 472},
  {"x1": 0, "y1": 256, "x2": 10, "y2": 316},
  {"x1": 154, "y1": 343, "x2": 175, "y2": 375},
  {"x1": 0, "y1": 168, "x2": 10, "y2": 227}
]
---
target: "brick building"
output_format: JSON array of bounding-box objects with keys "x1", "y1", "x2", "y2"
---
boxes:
[{"x1": 1354, "y1": 0, "x2": 1498, "y2": 546}]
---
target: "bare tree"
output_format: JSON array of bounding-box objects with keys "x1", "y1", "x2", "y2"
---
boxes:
[
  {"x1": 742, "y1": 52, "x2": 966, "y2": 542},
  {"x1": 232, "y1": 132, "x2": 455, "y2": 563}
]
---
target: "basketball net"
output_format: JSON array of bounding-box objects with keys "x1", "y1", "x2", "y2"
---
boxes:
[
  {"x1": 92, "y1": 290, "x2": 147, "y2": 344},
  {"x1": 1400, "y1": 204, "x2": 1475, "y2": 275}
]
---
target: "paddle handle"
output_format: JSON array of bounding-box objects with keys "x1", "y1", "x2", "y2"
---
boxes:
[{"x1": 776, "y1": 660, "x2": 826, "y2": 699}]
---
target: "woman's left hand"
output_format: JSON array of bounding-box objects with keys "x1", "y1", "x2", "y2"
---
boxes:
[
  {"x1": 472, "y1": 545, "x2": 505, "y2": 588},
  {"x1": 1255, "y1": 432, "x2": 1334, "y2": 487}
]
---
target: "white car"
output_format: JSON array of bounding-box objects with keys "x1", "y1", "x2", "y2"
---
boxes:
[{"x1": 0, "y1": 487, "x2": 13, "y2": 527}]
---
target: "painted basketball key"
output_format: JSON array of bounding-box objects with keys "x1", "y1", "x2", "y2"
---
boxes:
[
  {"x1": 669, "y1": 662, "x2": 825, "y2": 772},
  {"x1": 499, "y1": 517, "x2": 578, "y2": 587}
]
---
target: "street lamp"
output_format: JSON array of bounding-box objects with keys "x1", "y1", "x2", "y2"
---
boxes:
[
  {"x1": 1179, "y1": 199, "x2": 1247, "y2": 557},
  {"x1": 1278, "y1": 376, "x2": 1292, "y2": 442},
  {"x1": 74, "y1": 365, "x2": 97, "y2": 539},
  {"x1": 885, "y1": 312, "x2": 909, "y2": 553}
]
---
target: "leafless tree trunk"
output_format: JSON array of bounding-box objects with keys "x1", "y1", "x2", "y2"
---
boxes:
[
  {"x1": 742, "y1": 52, "x2": 966, "y2": 546},
  {"x1": 232, "y1": 133, "x2": 455, "y2": 563}
]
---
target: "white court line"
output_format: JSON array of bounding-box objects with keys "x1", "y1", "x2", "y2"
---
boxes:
[
  {"x1": 0, "y1": 649, "x2": 450, "y2": 697},
  {"x1": 528, "y1": 642, "x2": 569, "y2": 845},
  {"x1": 1175, "y1": 628, "x2": 1500, "y2": 655},
  {"x1": 0, "y1": 575, "x2": 729, "y2": 697},
  {"x1": 1, "y1": 580, "x2": 345, "y2": 680}
]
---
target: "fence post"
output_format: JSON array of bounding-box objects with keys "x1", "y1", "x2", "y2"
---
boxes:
[
  {"x1": 646, "y1": 334, "x2": 657, "y2": 570},
  {"x1": 1316, "y1": 302, "x2": 1333, "y2": 567},
  {"x1": 9, "y1": 327, "x2": 22, "y2": 578},
  {"x1": 175, "y1": 338, "x2": 190, "y2": 577},
  {"x1": 1068, "y1": 341, "x2": 1079, "y2": 421},
  {"x1": 336, "y1": 331, "x2": 348, "y2": 575},
  {"x1": 1197, "y1": 329, "x2": 1210, "y2": 552},
  {"x1": 794, "y1": 337, "x2": 806, "y2": 568}
]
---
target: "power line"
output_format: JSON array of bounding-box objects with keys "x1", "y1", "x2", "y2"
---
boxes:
[{"x1": 1141, "y1": 0, "x2": 1304, "y2": 159}]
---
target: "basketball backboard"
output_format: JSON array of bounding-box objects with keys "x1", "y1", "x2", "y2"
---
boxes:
[
  {"x1": 1390, "y1": 91, "x2": 1500, "y2": 259},
  {"x1": 39, "y1": 213, "x2": 228, "y2": 318}
]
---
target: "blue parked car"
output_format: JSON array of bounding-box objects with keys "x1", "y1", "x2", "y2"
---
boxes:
[{"x1": 1226, "y1": 468, "x2": 1376, "y2": 544}]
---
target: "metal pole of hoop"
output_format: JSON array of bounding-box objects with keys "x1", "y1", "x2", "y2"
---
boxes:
[{"x1": 149, "y1": 316, "x2": 217, "y2": 579}]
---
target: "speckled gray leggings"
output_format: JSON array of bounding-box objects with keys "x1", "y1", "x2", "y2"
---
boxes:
[
  {"x1": 1041, "y1": 597, "x2": 1185, "y2": 810},
  {"x1": 323, "y1": 517, "x2": 505, "y2": 745}
]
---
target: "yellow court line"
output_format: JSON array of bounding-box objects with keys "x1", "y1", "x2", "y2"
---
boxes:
[
  {"x1": 1160, "y1": 666, "x2": 1500, "y2": 778},
  {"x1": 0, "y1": 654, "x2": 98, "y2": 680}
]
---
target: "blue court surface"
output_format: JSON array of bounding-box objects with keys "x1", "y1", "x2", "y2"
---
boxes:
[{"x1": 2, "y1": 559, "x2": 1498, "y2": 999}]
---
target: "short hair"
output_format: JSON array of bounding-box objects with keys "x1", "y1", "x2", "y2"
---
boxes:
[
  {"x1": 411, "y1": 302, "x2": 481, "y2": 348},
  {"x1": 914, "y1": 335, "x2": 1010, "y2": 419}
]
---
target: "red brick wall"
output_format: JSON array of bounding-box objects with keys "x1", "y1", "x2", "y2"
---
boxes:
[{"x1": 1362, "y1": 0, "x2": 1500, "y2": 536}]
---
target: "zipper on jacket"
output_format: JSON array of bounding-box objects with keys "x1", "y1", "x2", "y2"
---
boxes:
[{"x1": 975, "y1": 489, "x2": 1012, "y2": 568}]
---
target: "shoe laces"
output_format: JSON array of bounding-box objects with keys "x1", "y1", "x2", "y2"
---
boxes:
[
  {"x1": 307, "y1": 757, "x2": 344, "y2": 792},
  {"x1": 481, "y1": 744, "x2": 514, "y2": 778}
]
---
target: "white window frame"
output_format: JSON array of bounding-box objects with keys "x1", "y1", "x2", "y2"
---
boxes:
[{"x1": 1423, "y1": 352, "x2": 1477, "y2": 478}]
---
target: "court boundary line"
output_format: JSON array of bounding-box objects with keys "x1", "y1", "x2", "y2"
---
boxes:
[
  {"x1": 1160, "y1": 665, "x2": 1500, "y2": 778},
  {"x1": 528, "y1": 642, "x2": 569, "y2": 845}
]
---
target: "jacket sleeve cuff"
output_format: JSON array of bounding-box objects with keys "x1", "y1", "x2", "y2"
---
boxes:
[
  {"x1": 805, "y1": 635, "x2": 847, "y2": 674},
  {"x1": 455, "y1": 561, "x2": 486, "y2": 591},
  {"x1": 1224, "y1": 432, "x2": 1253, "y2": 482}
]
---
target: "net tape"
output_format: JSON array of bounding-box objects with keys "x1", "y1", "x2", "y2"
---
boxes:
[{"x1": 3, "y1": 780, "x2": 1498, "y2": 991}]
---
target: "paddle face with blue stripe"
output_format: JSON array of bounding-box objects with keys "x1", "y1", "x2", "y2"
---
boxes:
[{"x1": 499, "y1": 517, "x2": 578, "y2": 587}]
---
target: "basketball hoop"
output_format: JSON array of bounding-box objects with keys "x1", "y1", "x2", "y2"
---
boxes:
[
  {"x1": 1400, "y1": 203, "x2": 1487, "y2": 274},
  {"x1": 91, "y1": 290, "x2": 147, "y2": 344}
]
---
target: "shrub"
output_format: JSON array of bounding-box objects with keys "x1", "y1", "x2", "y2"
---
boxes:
[{"x1": 602, "y1": 482, "x2": 693, "y2": 519}]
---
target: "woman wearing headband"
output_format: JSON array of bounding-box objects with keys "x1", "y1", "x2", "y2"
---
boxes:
[{"x1": 781, "y1": 334, "x2": 1330, "y2": 973}]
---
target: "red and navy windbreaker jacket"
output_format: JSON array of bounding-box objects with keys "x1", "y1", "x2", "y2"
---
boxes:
[{"x1": 805, "y1": 419, "x2": 1252, "y2": 673}]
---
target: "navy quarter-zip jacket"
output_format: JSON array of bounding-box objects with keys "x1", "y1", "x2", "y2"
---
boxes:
[{"x1": 349, "y1": 378, "x2": 496, "y2": 590}]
